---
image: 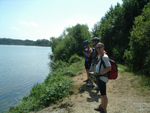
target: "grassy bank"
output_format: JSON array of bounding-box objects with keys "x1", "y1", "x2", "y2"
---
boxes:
[
  {"x1": 117, "y1": 64, "x2": 150, "y2": 90},
  {"x1": 8, "y1": 58, "x2": 84, "y2": 113}
]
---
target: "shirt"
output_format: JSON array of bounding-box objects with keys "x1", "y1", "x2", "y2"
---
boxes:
[
  {"x1": 84, "y1": 46, "x2": 93, "y2": 61},
  {"x1": 91, "y1": 48, "x2": 98, "y2": 64},
  {"x1": 95, "y1": 53, "x2": 111, "y2": 83}
]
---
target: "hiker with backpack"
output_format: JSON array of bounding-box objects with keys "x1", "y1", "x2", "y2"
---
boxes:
[
  {"x1": 91, "y1": 42, "x2": 111, "y2": 113},
  {"x1": 82, "y1": 40, "x2": 94, "y2": 87},
  {"x1": 89, "y1": 37, "x2": 100, "y2": 89}
]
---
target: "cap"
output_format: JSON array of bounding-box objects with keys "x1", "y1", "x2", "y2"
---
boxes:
[
  {"x1": 92, "y1": 37, "x2": 99, "y2": 41},
  {"x1": 82, "y1": 40, "x2": 89, "y2": 45}
]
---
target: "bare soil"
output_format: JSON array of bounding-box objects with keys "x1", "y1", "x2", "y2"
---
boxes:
[{"x1": 34, "y1": 70, "x2": 150, "y2": 113}]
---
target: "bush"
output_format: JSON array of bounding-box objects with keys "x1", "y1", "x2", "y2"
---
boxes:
[
  {"x1": 49, "y1": 60, "x2": 69, "y2": 71},
  {"x1": 8, "y1": 74, "x2": 73, "y2": 112},
  {"x1": 69, "y1": 54, "x2": 82, "y2": 64}
]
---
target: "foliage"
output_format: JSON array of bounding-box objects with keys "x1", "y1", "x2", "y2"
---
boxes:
[
  {"x1": 49, "y1": 24, "x2": 91, "y2": 62},
  {"x1": 34, "y1": 39, "x2": 50, "y2": 46},
  {"x1": 124, "y1": 2, "x2": 150, "y2": 76},
  {"x1": 8, "y1": 59, "x2": 84, "y2": 113},
  {"x1": 9, "y1": 76, "x2": 72, "y2": 112},
  {"x1": 49, "y1": 36, "x2": 63, "y2": 53},
  {"x1": 0, "y1": 38, "x2": 50, "y2": 46},
  {"x1": 91, "y1": 0, "x2": 150, "y2": 61},
  {"x1": 117, "y1": 63, "x2": 150, "y2": 89},
  {"x1": 49, "y1": 60, "x2": 69, "y2": 72},
  {"x1": 69, "y1": 54, "x2": 82, "y2": 64}
]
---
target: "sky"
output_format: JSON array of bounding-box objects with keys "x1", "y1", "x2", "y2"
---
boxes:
[{"x1": 0, "y1": 0, "x2": 123, "y2": 41}]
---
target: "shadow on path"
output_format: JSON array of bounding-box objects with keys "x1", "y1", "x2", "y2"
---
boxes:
[{"x1": 78, "y1": 83, "x2": 101, "y2": 102}]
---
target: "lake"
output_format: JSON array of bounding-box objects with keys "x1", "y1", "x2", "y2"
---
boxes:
[{"x1": 0, "y1": 45, "x2": 51, "y2": 112}]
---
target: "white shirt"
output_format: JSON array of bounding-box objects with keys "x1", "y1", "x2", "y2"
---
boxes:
[{"x1": 95, "y1": 53, "x2": 111, "y2": 83}]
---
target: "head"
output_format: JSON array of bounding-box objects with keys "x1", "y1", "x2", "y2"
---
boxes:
[
  {"x1": 92, "y1": 37, "x2": 99, "y2": 46},
  {"x1": 96, "y1": 42, "x2": 104, "y2": 54},
  {"x1": 82, "y1": 40, "x2": 89, "y2": 48}
]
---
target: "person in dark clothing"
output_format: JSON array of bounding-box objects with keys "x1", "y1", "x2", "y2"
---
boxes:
[{"x1": 82, "y1": 40, "x2": 94, "y2": 87}]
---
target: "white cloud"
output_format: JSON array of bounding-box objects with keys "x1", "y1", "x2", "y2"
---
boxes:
[
  {"x1": 11, "y1": 27, "x2": 19, "y2": 31},
  {"x1": 30, "y1": 22, "x2": 38, "y2": 26},
  {"x1": 63, "y1": 14, "x2": 100, "y2": 31},
  {"x1": 19, "y1": 20, "x2": 38, "y2": 26},
  {"x1": 38, "y1": 30, "x2": 48, "y2": 34},
  {"x1": 20, "y1": 20, "x2": 30, "y2": 25}
]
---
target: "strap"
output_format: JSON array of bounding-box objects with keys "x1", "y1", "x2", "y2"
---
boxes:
[
  {"x1": 99, "y1": 53, "x2": 107, "y2": 72},
  {"x1": 99, "y1": 53, "x2": 110, "y2": 78}
]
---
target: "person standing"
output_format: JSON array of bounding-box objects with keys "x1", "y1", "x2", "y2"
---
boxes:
[
  {"x1": 93, "y1": 42, "x2": 111, "y2": 113},
  {"x1": 89, "y1": 37, "x2": 100, "y2": 89},
  {"x1": 82, "y1": 40, "x2": 94, "y2": 86}
]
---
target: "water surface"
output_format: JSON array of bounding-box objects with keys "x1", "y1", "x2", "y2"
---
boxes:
[{"x1": 0, "y1": 45, "x2": 51, "y2": 112}]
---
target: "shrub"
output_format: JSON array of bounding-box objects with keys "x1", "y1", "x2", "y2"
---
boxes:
[
  {"x1": 8, "y1": 74, "x2": 73, "y2": 112},
  {"x1": 49, "y1": 60, "x2": 69, "y2": 71},
  {"x1": 69, "y1": 54, "x2": 82, "y2": 64},
  {"x1": 8, "y1": 59, "x2": 84, "y2": 113}
]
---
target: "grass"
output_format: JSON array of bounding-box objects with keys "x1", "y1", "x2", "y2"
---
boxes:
[
  {"x1": 7, "y1": 58, "x2": 85, "y2": 113},
  {"x1": 117, "y1": 63, "x2": 150, "y2": 90}
]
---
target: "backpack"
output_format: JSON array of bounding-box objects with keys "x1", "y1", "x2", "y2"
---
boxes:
[
  {"x1": 100, "y1": 53, "x2": 118, "y2": 79},
  {"x1": 89, "y1": 53, "x2": 118, "y2": 84}
]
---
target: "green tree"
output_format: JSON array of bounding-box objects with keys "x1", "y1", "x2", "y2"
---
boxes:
[
  {"x1": 91, "y1": 0, "x2": 150, "y2": 61},
  {"x1": 50, "y1": 24, "x2": 91, "y2": 62},
  {"x1": 35, "y1": 39, "x2": 50, "y2": 46},
  {"x1": 49, "y1": 36, "x2": 63, "y2": 53},
  {"x1": 124, "y1": 2, "x2": 150, "y2": 76}
]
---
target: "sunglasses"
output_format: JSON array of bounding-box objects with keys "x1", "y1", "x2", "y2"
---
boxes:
[{"x1": 96, "y1": 46, "x2": 103, "y2": 49}]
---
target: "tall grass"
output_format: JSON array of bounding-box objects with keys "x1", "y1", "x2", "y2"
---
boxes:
[{"x1": 117, "y1": 63, "x2": 150, "y2": 89}]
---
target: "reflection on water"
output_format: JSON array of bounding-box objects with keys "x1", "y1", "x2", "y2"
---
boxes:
[{"x1": 0, "y1": 45, "x2": 51, "y2": 112}]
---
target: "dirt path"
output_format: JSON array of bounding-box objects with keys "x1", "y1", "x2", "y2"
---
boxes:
[{"x1": 35, "y1": 70, "x2": 150, "y2": 113}]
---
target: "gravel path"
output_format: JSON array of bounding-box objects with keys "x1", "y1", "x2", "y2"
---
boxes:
[{"x1": 34, "y1": 70, "x2": 150, "y2": 113}]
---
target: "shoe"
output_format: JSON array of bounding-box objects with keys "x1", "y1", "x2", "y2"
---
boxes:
[
  {"x1": 94, "y1": 105, "x2": 103, "y2": 111},
  {"x1": 94, "y1": 105, "x2": 107, "y2": 113},
  {"x1": 93, "y1": 86, "x2": 99, "y2": 90},
  {"x1": 83, "y1": 79, "x2": 89, "y2": 82},
  {"x1": 86, "y1": 82, "x2": 94, "y2": 87},
  {"x1": 100, "y1": 110, "x2": 107, "y2": 113}
]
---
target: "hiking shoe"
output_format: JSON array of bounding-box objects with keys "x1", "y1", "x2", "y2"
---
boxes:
[
  {"x1": 100, "y1": 110, "x2": 107, "y2": 113},
  {"x1": 86, "y1": 82, "x2": 94, "y2": 87},
  {"x1": 83, "y1": 79, "x2": 89, "y2": 82},
  {"x1": 93, "y1": 86, "x2": 99, "y2": 90},
  {"x1": 94, "y1": 105, "x2": 103, "y2": 111}
]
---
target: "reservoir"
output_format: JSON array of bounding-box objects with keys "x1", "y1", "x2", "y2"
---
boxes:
[{"x1": 0, "y1": 45, "x2": 51, "y2": 112}]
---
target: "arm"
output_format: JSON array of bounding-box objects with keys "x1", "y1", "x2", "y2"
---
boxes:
[
  {"x1": 83, "y1": 52, "x2": 92, "y2": 57},
  {"x1": 94, "y1": 55, "x2": 111, "y2": 76},
  {"x1": 83, "y1": 48, "x2": 92, "y2": 57},
  {"x1": 94, "y1": 67, "x2": 111, "y2": 76},
  {"x1": 99, "y1": 66, "x2": 111, "y2": 74}
]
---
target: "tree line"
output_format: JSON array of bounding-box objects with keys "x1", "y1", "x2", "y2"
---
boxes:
[
  {"x1": 49, "y1": 0, "x2": 150, "y2": 77},
  {"x1": 0, "y1": 38, "x2": 50, "y2": 46}
]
